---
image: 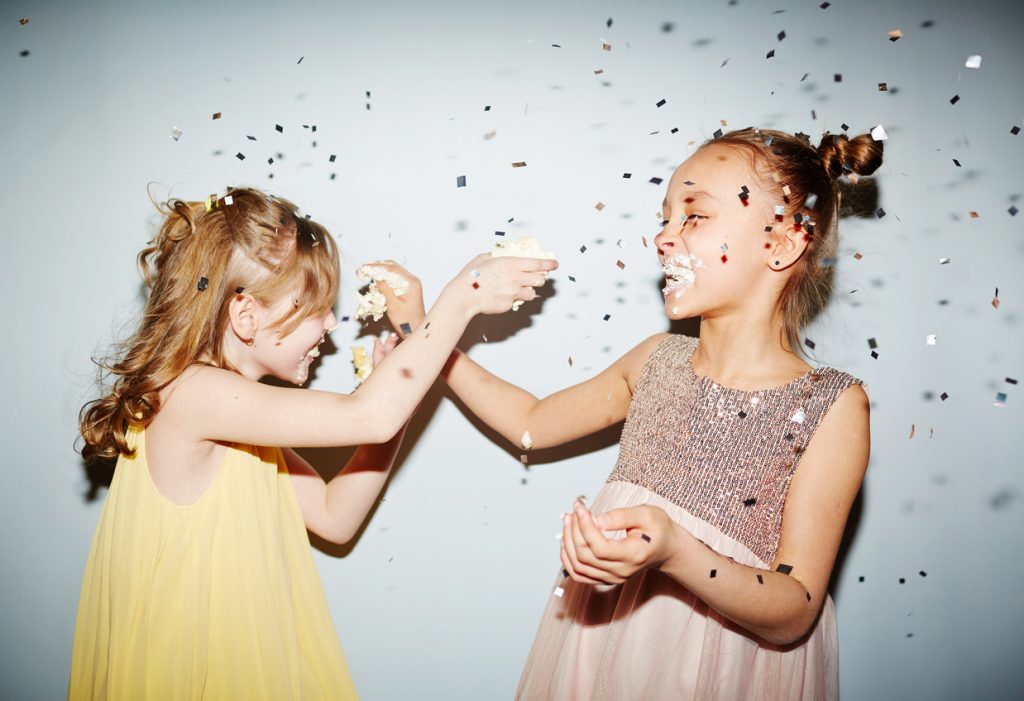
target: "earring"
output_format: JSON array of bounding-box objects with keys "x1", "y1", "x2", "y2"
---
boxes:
[{"x1": 774, "y1": 260, "x2": 780, "y2": 266}]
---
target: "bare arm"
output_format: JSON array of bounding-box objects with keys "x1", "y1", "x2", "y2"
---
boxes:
[
  {"x1": 163, "y1": 254, "x2": 557, "y2": 449},
  {"x1": 564, "y1": 383, "x2": 871, "y2": 645},
  {"x1": 373, "y1": 260, "x2": 669, "y2": 450}
]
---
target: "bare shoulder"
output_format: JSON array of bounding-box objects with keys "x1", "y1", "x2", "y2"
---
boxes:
[
  {"x1": 799, "y1": 380, "x2": 870, "y2": 480},
  {"x1": 622, "y1": 332, "x2": 675, "y2": 391}
]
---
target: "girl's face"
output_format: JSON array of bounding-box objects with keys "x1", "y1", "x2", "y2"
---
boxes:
[
  {"x1": 654, "y1": 144, "x2": 782, "y2": 321},
  {"x1": 252, "y1": 292, "x2": 338, "y2": 386}
]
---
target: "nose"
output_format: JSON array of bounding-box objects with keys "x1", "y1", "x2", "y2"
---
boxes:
[{"x1": 654, "y1": 224, "x2": 678, "y2": 257}]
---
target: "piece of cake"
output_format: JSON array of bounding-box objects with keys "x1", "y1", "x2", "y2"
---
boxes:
[{"x1": 354, "y1": 265, "x2": 411, "y2": 321}]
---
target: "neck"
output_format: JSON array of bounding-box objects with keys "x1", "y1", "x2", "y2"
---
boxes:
[{"x1": 693, "y1": 308, "x2": 808, "y2": 387}]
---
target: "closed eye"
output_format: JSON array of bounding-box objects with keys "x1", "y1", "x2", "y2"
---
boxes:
[{"x1": 683, "y1": 213, "x2": 707, "y2": 223}]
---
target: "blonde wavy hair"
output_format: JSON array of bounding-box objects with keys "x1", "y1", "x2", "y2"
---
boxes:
[
  {"x1": 701, "y1": 127, "x2": 884, "y2": 359},
  {"x1": 79, "y1": 186, "x2": 340, "y2": 462}
]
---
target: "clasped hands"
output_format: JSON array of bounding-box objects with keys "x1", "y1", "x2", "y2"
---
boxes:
[{"x1": 560, "y1": 499, "x2": 684, "y2": 585}]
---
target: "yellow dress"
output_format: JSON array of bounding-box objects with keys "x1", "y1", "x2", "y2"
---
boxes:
[{"x1": 68, "y1": 425, "x2": 358, "y2": 700}]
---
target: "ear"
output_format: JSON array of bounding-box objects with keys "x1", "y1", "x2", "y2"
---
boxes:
[
  {"x1": 770, "y1": 214, "x2": 812, "y2": 265},
  {"x1": 227, "y1": 292, "x2": 258, "y2": 343}
]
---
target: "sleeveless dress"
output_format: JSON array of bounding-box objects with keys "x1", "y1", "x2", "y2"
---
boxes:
[
  {"x1": 517, "y1": 334, "x2": 867, "y2": 700},
  {"x1": 68, "y1": 425, "x2": 358, "y2": 700}
]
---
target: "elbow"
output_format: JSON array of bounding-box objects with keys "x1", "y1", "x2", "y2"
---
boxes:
[{"x1": 757, "y1": 612, "x2": 818, "y2": 647}]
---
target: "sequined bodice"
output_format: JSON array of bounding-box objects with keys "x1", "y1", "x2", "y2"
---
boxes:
[{"x1": 607, "y1": 334, "x2": 865, "y2": 564}]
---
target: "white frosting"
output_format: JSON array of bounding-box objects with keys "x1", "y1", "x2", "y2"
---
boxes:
[
  {"x1": 661, "y1": 253, "x2": 701, "y2": 297},
  {"x1": 354, "y1": 266, "x2": 411, "y2": 321}
]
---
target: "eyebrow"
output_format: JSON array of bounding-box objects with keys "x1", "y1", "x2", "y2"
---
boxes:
[{"x1": 661, "y1": 190, "x2": 718, "y2": 210}]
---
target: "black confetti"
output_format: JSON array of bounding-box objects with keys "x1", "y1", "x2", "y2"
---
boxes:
[
  {"x1": 776, "y1": 563, "x2": 793, "y2": 575},
  {"x1": 641, "y1": 533, "x2": 651, "y2": 543},
  {"x1": 400, "y1": 323, "x2": 413, "y2": 335},
  {"x1": 710, "y1": 569, "x2": 717, "y2": 578},
  {"x1": 950, "y1": 94, "x2": 960, "y2": 105},
  {"x1": 197, "y1": 276, "x2": 209, "y2": 291},
  {"x1": 743, "y1": 497, "x2": 758, "y2": 506},
  {"x1": 456, "y1": 175, "x2": 467, "y2": 188},
  {"x1": 757, "y1": 574, "x2": 765, "y2": 584}
]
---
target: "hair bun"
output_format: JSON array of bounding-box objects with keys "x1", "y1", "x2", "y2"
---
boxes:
[{"x1": 817, "y1": 132, "x2": 884, "y2": 180}]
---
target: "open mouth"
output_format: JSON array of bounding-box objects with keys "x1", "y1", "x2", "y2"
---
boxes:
[{"x1": 661, "y1": 253, "x2": 700, "y2": 296}]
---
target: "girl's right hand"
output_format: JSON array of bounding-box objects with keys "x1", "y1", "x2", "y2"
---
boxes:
[{"x1": 447, "y1": 252, "x2": 558, "y2": 317}]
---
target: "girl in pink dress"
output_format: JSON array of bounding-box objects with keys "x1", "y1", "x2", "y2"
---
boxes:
[{"x1": 375, "y1": 127, "x2": 882, "y2": 700}]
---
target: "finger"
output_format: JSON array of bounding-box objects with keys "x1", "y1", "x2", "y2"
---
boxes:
[
  {"x1": 593, "y1": 507, "x2": 644, "y2": 533},
  {"x1": 561, "y1": 514, "x2": 603, "y2": 579},
  {"x1": 560, "y1": 542, "x2": 604, "y2": 585},
  {"x1": 574, "y1": 503, "x2": 630, "y2": 562},
  {"x1": 568, "y1": 513, "x2": 624, "y2": 582}
]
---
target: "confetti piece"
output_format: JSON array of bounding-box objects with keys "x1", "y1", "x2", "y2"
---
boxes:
[
  {"x1": 710, "y1": 569, "x2": 717, "y2": 578},
  {"x1": 777, "y1": 30, "x2": 786, "y2": 42},
  {"x1": 224, "y1": 195, "x2": 233, "y2": 206},
  {"x1": 649, "y1": 176, "x2": 664, "y2": 185},
  {"x1": 757, "y1": 574, "x2": 765, "y2": 584},
  {"x1": 297, "y1": 56, "x2": 304, "y2": 64},
  {"x1": 656, "y1": 98, "x2": 667, "y2": 108},
  {"x1": 1009, "y1": 206, "x2": 1019, "y2": 216},
  {"x1": 603, "y1": 314, "x2": 611, "y2": 321},
  {"x1": 521, "y1": 431, "x2": 533, "y2": 450},
  {"x1": 766, "y1": 49, "x2": 775, "y2": 59},
  {"x1": 457, "y1": 175, "x2": 467, "y2": 188},
  {"x1": 641, "y1": 533, "x2": 651, "y2": 543},
  {"x1": 602, "y1": 42, "x2": 611, "y2": 51},
  {"x1": 512, "y1": 161, "x2": 527, "y2": 168},
  {"x1": 743, "y1": 497, "x2": 757, "y2": 506},
  {"x1": 568, "y1": 356, "x2": 573, "y2": 367},
  {"x1": 950, "y1": 94, "x2": 960, "y2": 105},
  {"x1": 595, "y1": 202, "x2": 605, "y2": 211},
  {"x1": 399, "y1": 322, "x2": 412, "y2": 335},
  {"x1": 170, "y1": 127, "x2": 182, "y2": 141},
  {"x1": 1012, "y1": 126, "x2": 1021, "y2": 135},
  {"x1": 995, "y1": 392, "x2": 1007, "y2": 407},
  {"x1": 776, "y1": 564, "x2": 793, "y2": 575},
  {"x1": 19, "y1": 50, "x2": 30, "y2": 57},
  {"x1": 870, "y1": 124, "x2": 888, "y2": 141},
  {"x1": 197, "y1": 276, "x2": 209, "y2": 291},
  {"x1": 792, "y1": 408, "x2": 806, "y2": 424},
  {"x1": 554, "y1": 586, "x2": 565, "y2": 598},
  {"x1": 616, "y1": 260, "x2": 625, "y2": 270},
  {"x1": 875, "y1": 207, "x2": 886, "y2": 218},
  {"x1": 834, "y1": 73, "x2": 842, "y2": 82},
  {"x1": 888, "y1": 29, "x2": 903, "y2": 41},
  {"x1": 965, "y1": 55, "x2": 982, "y2": 69},
  {"x1": 212, "y1": 112, "x2": 222, "y2": 120},
  {"x1": 20, "y1": 17, "x2": 30, "y2": 25},
  {"x1": 235, "y1": 152, "x2": 246, "y2": 161},
  {"x1": 878, "y1": 83, "x2": 888, "y2": 91},
  {"x1": 926, "y1": 334, "x2": 937, "y2": 346}
]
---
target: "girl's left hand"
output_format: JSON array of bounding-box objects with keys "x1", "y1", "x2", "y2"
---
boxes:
[{"x1": 560, "y1": 501, "x2": 683, "y2": 585}]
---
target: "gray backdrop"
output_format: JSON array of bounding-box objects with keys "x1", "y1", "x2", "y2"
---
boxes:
[{"x1": 2, "y1": 0, "x2": 1022, "y2": 698}]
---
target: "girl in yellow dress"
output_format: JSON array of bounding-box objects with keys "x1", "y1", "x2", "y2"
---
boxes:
[{"x1": 69, "y1": 187, "x2": 557, "y2": 700}]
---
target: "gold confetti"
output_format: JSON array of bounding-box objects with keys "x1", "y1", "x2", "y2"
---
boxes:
[{"x1": 595, "y1": 202, "x2": 605, "y2": 211}]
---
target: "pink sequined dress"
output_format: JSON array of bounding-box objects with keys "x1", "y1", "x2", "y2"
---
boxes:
[{"x1": 517, "y1": 334, "x2": 866, "y2": 700}]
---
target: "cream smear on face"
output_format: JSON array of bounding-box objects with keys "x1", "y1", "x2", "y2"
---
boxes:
[
  {"x1": 295, "y1": 321, "x2": 339, "y2": 385},
  {"x1": 661, "y1": 253, "x2": 703, "y2": 297}
]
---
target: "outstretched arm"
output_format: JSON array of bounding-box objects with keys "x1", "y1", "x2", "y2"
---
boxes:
[
  {"x1": 163, "y1": 253, "x2": 557, "y2": 449},
  {"x1": 287, "y1": 334, "x2": 410, "y2": 544},
  {"x1": 561, "y1": 383, "x2": 870, "y2": 645},
  {"x1": 373, "y1": 260, "x2": 668, "y2": 451}
]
